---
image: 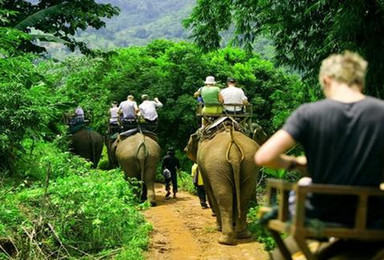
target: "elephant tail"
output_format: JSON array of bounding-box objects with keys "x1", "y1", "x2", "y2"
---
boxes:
[
  {"x1": 226, "y1": 128, "x2": 245, "y2": 219},
  {"x1": 137, "y1": 134, "x2": 149, "y2": 190}
]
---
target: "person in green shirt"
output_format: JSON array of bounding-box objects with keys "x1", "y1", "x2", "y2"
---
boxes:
[{"x1": 194, "y1": 76, "x2": 223, "y2": 126}]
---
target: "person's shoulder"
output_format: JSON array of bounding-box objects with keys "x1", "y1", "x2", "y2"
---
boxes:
[
  {"x1": 220, "y1": 87, "x2": 229, "y2": 93},
  {"x1": 364, "y1": 96, "x2": 384, "y2": 107}
]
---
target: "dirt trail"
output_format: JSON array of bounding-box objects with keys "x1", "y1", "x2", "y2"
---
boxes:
[{"x1": 144, "y1": 183, "x2": 268, "y2": 260}]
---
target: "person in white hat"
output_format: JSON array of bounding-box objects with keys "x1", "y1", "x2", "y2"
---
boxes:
[{"x1": 194, "y1": 76, "x2": 223, "y2": 118}]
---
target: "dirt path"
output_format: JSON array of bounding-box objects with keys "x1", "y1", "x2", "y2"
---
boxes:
[{"x1": 144, "y1": 183, "x2": 268, "y2": 260}]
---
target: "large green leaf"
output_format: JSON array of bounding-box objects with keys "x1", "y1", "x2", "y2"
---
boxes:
[{"x1": 14, "y1": 3, "x2": 66, "y2": 31}]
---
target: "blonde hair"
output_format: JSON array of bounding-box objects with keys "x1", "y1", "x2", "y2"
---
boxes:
[{"x1": 319, "y1": 51, "x2": 368, "y2": 88}]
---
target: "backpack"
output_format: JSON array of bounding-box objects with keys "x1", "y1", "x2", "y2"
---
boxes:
[{"x1": 163, "y1": 168, "x2": 171, "y2": 179}]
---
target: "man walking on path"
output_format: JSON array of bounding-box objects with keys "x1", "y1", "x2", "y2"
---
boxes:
[
  {"x1": 255, "y1": 51, "x2": 384, "y2": 225},
  {"x1": 162, "y1": 147, "x2": 180, "y2": 199}
]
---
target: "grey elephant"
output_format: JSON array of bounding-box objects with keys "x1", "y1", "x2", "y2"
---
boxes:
[
  {"x1": 110, "y1": 131, "x2": 161, "y2": 206},
  {"x1": 185, "y1": 126, "x2": 260, "y2": 245},
  {"x1": 70, "y1": 128, "x2": 104, "y2": 168}
]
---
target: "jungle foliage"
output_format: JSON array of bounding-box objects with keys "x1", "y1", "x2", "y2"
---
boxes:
[
  {"x1": 185, "y1": 0, "x2": 384, "y2": 98},
  {"x1": 0, "y1": 3, "x2": 310, "y2": 255},
  {"x1": 45, "y1": 39, "x2": 305, "y2": 153},
  {"x1": 0, "y1": 0, "x2": 119, "y2": 54}
]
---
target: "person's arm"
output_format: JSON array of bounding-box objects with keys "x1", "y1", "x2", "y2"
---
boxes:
[
  {"x1": 162, "y1": 158, "x2": 166, "y2": 170},
  {"x1": 241, "y1": 90, "x2": 248, "y2": 105},
  {"x1": 154, "y1": 98, "x2": 163, "y2": 108},
  {"x1": 134, "y1": 102, "x2": 139, "y2": 114},
  {"x1": 254, "y1": 130, "x2": 308, "y2": 175},
  {"x1": 218, "y1": 92, "x2": 224, "y2": 104}
]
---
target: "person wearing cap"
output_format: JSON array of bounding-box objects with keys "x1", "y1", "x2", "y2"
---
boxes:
[
  {"x1": 118, "y1": 95, "x2": 139, "y2": 121},
  {"x1": 255, "y1": 51, "x2": 384, "y2": 226},
  {"x1": 220, "y1": 78, "x2": 248, "y2": 114},
  {"x1": 139, "y1": 94, "x2": 163, "y2": 123},
  {"x1": 162, "y1": 147, "x2": 180, "y2": 199}
]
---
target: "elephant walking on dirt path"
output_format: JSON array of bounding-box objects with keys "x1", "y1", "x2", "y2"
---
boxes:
[
  {"x1": 185, "y1": 126, "x2": 260, "y2": 245},
  {"x1": 113, "y1": 132, "x2": 161, "y2": 206},
  {"x1": 70, "y1": 128, "x2": 104, "y2": 168}
]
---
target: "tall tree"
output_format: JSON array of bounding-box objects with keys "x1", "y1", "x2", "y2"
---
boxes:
[
  {"x1": 0, "y1": 0, "x2": 120, "y2": 54},
  {"x1": 184, "y1": 0, "x2": 384, "y2": 97}
]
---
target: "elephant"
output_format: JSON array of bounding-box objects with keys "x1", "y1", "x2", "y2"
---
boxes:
[
  {"x1": 70, "y1": 128, "x2": 104, "y2": 168},
  {"x1": 185, "y1": 125, "x2": 260, "y2": 245},
  {"x1": 110, "y1": 132, "x2": 161, "y2": 206}
]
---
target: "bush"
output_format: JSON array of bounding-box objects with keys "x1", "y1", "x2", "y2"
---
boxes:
[
  {"x1": 178, "y1": 170, "x2": 195, "y2": 194},
  {"x1": 0, "y1": 169, "x2": 151, "y2": 259},
  {"x1": 247, "y1": 205, "x2": 276, "y2": 251}
]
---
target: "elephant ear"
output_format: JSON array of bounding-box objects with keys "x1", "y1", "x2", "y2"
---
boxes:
[
  {"x1": 252, "y1": 124, "x2": 268, "y2": 145},
  {"x1": 184, "y1": 133, "x2": 199, "y2": 163}
]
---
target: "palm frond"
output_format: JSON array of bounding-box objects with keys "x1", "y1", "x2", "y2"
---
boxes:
[
  {"x1": 14, "y1": 3, "x2": 66, "y2": 31},
  {"x1": 29, "y1": 33, "x2": 69, "y2": 44}
]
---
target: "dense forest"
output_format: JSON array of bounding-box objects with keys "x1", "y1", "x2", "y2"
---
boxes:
[{"x1": 2, "y1": 0, "x2": 384, "y2": 259}]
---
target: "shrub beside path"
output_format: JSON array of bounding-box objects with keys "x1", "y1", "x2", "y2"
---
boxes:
[{"x1": 144, "y1": 183, "x2": 268, "y2": 260}]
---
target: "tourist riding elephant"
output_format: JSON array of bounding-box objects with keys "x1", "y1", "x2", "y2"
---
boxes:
[
  {"x1": 111, "y1": 132, "x2": 161, "y2": 206},
  {"x1": 70, "y1": 128, "x2": 104, "y2": 168},
  {"x1": 185, "y1": 126, "x2": 260, "y2": 245}
]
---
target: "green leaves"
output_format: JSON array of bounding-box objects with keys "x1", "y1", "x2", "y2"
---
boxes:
[
  {"x1": 186, "y1": 0, "x2": 384, "y2": 98},
  {"x1": 0, "y1": 167, "x2": 150, "y2": 258},
  {"x1": 1, "y1": 0, "x2": 120, "y2": 54}
]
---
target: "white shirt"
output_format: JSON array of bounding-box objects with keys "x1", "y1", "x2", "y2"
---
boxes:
[
  {"x1": 109, "y1": 106, "x2": 119, "y2": 123},
  {"x1": 139, "y1": 100, "x2": 163, "y2": 121},
  {"x1": 220, "y1": 86, "x2": 248, "y2": 111},
  {"x1": 119, "y1": 100, "x2": 138, "y2": 119}
]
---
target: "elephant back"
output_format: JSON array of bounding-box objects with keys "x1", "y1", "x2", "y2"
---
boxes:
[
  {"x1": 70, "y1": 128, "x2": 104, "y2": 168},
  {"x1": 116, "y1": 133, "x2": 161, "y2": 162}
]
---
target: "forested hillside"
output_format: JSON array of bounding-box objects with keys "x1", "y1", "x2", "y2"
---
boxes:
[{"x1": 79, "y1": 0, "x2": 194, "y2": 49}]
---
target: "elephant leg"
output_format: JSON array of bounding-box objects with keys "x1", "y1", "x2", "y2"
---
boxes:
[
  {"x1": 201, "y1": 173, "x2": 221, "y2": 230},
  {"x1": 209, "y1": 175, "x2": 236, "y2": 245},
  {"x1": 141, "y1": 183, "x2": 148, "y2": 201},
  {"x1": 236, "y1": 162, "x2": 258, "y2": 239},
  {"x1": 143, "y1": 167, "x2": 156, "y2": 206}
]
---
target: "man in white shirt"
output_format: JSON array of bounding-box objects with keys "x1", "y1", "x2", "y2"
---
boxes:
[
  {"x1": 139, "y1": 94, "x2": 163, "y2": 123},
  {"x1": 118, "y1": 95, "x2": 139, "y2": 120},
  {"x1": 220, "y1": 78, "x2": 248, "y2": 113}
]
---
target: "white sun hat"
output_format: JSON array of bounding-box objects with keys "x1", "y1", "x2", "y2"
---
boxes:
[{"x1": 204, "y1": 76, "x2": 216, "y2": 85}]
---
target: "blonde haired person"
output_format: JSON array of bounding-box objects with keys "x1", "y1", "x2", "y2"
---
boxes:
[{"x1": 255, "y1": 51, "x2": 384, "y2": 226}]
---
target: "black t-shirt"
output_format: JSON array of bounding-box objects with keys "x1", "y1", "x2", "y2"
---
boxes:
[
  {"x1": 283, "y1": 97, "x2": 384, "y2": 223},
  {"x1": 162, "y1": 155, "x2": 180, "y2": 174}
]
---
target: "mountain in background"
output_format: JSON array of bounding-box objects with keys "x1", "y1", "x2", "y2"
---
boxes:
[
  {"x1": 47, "y1": 0, "x2": 274, "y2": 60},
  {"x1": 78, "y1": 0, "x2": 194, "y2": 49}
]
